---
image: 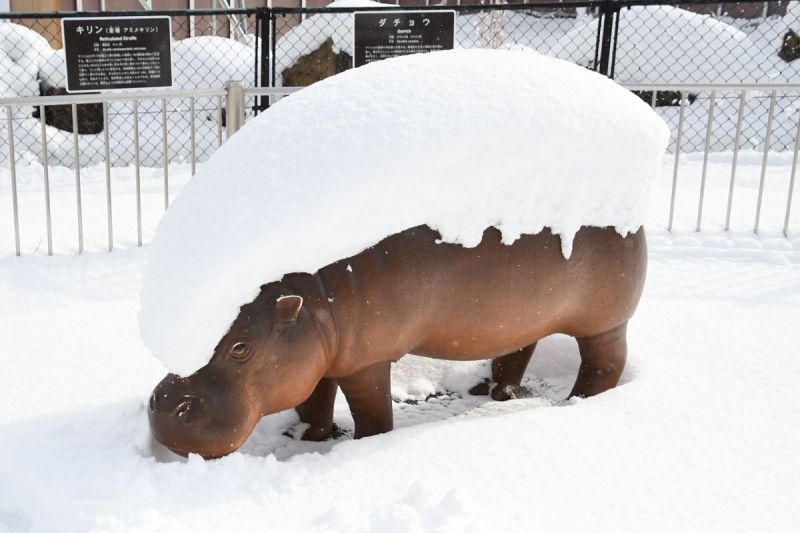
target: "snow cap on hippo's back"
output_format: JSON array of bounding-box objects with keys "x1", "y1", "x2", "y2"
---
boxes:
[{"x1": 138, "y1": 48, "x2": 669, "y2": 376}]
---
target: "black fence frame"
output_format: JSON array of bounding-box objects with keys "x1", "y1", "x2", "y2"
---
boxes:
[
  {"x1": 258, "y1": 1, "x2": 614, "y2": 94},
  {"x1": 254, "y1": 0, "x2": 795, "y2": 109},
  {"x1": 3, "y1": 1, "x2": 796, "y2": 110},
  {"x1": 2, "y1": 1, "x2": 797, "y2": 160},
  {"x1": 255, "y1": 1, "x2": 617, "y2": 112}
]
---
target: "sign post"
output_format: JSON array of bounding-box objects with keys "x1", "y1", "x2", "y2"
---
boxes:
[
  {"x1": 353, "y1": 11, "x2": 456, "y2": 68},
  {"x1": 61, "y1": 17, "x2": 173, "y2": 93}
]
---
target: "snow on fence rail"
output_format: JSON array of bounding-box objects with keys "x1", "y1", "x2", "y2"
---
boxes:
[{"x1": 1, "y1": 81, "x2": 798, "y2": 258}]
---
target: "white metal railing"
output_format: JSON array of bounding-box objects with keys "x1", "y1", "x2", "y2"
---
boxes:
[
  {"x1": 2, "y1": 84, "x2": 296, "y2": 256},
  {"x1": 621, "y1": 83, "x2": 800, "y2": 237},
  {"x1": 1, "y1": 82, "x2": 798, "y2": 257}
]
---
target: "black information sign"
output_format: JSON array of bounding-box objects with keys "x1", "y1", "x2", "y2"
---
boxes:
[
  {"x1": 353, "y1": 10, "x2": 455, "y2": 68},
  {"x1": 61, "y1": 16, "x2": 173, "y2": 92}
]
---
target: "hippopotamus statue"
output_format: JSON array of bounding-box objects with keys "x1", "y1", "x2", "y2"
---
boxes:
[{"x1": 148, "y1": 224, "x2": 646, "y2": 458}]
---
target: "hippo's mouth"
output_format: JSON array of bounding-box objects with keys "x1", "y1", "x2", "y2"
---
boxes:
[
  {"x1": 149, "y1": 419, "x2": 242, "y2": 460},
  {"x1": 150, "y1": 428, "x2": 232, "y2": 459}
]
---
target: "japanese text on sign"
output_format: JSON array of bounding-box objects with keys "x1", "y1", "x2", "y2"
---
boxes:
[
  {"x1": 61, "y1": 16, "x2": 173, "y2": 92},
  {"x1": 353, "y1": 11, "x2": 456, "y2": 68}
]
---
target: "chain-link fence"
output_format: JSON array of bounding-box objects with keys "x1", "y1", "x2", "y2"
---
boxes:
[
  {"x1": 1, "y1": 1, "x2": 799, "y2": 168},
  {"x1": 266, "y1": 1, "x2": 800, "y2": 153},
  {"x1": 1, "y1": 9, "x2": 260, "y2": 168},
  {"x1": 604, "y1": 1, "x2": 800, "y2": 153},
  {"x1": 268, "y1": 3, "x2": 590, "y2": 89}
]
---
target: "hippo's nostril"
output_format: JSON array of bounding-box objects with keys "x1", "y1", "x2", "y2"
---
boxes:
[{"x1": 173, "y1": 397, "x2": 194, "y2": 419}]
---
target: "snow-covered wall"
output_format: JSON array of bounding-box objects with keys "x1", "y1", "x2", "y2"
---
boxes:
[{"x1": 139, "y1": 49, "x2": 670, "y2": 376}]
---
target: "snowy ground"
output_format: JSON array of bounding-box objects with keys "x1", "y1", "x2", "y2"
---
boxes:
[{"x1": 0, "y1": 151, "x2": 798, "y2": 531}]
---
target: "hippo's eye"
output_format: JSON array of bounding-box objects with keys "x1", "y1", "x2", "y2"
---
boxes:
[{"x1": 229, "y1": 342, "x2": 251, "y2": 360}]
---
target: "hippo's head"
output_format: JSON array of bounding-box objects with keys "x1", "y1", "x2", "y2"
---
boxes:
[{"x1": 148, "y1": 284, "x2": 333, "y2": 459}]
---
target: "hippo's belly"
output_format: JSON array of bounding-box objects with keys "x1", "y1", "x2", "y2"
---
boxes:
[{"x1": 408, "y1": 226, "x2": 647, "y2": 361}]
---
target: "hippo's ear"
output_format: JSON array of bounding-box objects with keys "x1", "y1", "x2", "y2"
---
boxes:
[{"x1": 274, "y1": 295, "x2": 303, "y2": 323}]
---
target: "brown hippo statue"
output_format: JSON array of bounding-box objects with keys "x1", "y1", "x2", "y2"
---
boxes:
[{"x1": 148, "y1": 224, "x2": 646, "y2": 458}]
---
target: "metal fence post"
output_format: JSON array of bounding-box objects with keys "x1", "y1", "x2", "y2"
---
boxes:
[
  {"x1": 258, "y1": 7, "x2": 272, "y2": 113},
  {"x1": 225, "y1": 80, "x2": 246, "y2": 139},
  {"x1": 597, "y1": 1, "x2": 620, "y2": 77}
]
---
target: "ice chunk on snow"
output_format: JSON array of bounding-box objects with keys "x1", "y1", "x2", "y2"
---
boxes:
[{"x1": 139, "y1": 49, "x2": 669, "y2": 375}]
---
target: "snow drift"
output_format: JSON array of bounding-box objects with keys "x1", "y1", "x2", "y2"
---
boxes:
[
  {"x1": 552, "y1": 6, "x2": 783, "y2": 84},
  {"x1": 0, "y1": 23, "x2": 56, "y2": 98},
  {"x1": 139, "y1": 49, "x2": 670, "y2": 376}
]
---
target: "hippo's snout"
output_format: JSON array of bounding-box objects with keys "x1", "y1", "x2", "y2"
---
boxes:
[{"x1": 148, "y1": 371, "x2": 257, "y2": 459}]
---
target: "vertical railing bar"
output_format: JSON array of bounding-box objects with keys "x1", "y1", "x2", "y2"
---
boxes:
[
  {"x1": 609, "y1": 9, "x2": 620, "y2": 79},
  {"x1": 216, "y1": 95, "x2": 223, "y2": 147},
  {"x1": 754, "y1": 90, "x2": 777, "y2": 234},
  {"x1": 103, "y1": 102, "x2": 113, "y2": 251},
  {"x1": 162, "y1": 98, "x2": 169, "y2": 210},
  {"x1": 592, "y1": 10, "x2": 602, "y2": 71},
  {"x1": 697, "y1": 91, "x2": 716, "y2": 232},
  {"x1": 71, "y1": 103, "x2": 83, "y2": 254},
  {"x1": 6, "y1": 107, "x2": 21, "y2": 256},
  {"x1": 270, "y1": 12, "x2": 277, "y2": 89},
  {"x1": 39, "y1": 104, "x2": 53, "y2": 256},
  {"x1": 190, "y1": 96, "x2": 196, "y2": 176},
  {"x1": 253, "y1": 10, "x2": 260, "y2": 113},
  {"x1": 783, "y1": 110, "x2": 800, "y2": 237},
  {"x1": 668, "y1": 91, "x2": 687, "y2": 232},
  {"x1": 134, "y1": 100, "x2": 142, "y2": 247},
  {"x1": 650, "y1": 90, "x2": 657, "y2": 109},
  {"x1": 725, "y1": 90, "x2": 747, "y2": 231}
]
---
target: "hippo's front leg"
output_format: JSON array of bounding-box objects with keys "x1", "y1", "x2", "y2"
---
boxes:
[
  {"x1": 337, "y1": 361, "x2": 393, "y2": 438},
  {"x1": 295, "y1": 378, "x2": 338, "y2": 441}
]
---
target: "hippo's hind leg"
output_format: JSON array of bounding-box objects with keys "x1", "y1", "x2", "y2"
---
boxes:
[
  {"x1": 296, "y1": 378, "x2": 338, "y2": 441},
  {"x1": 570, "y1": 322, "x2": 627, "y2": 398},
  {"x1": 468, "y1": 343, "x2": 536, "y2": 401},
  {"x1": 337, "y1": 361, "x2": 393, "y2": 439}
]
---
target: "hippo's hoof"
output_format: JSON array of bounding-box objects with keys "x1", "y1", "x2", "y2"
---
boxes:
[
  {"x1": 329, "y1": 424, "x2": 352, "y2": 440},
  {"x1": 468, "y1": 379, "x2": 492, "y2": 396},
  {"x1": 491, "y1": 384, "x2": 535, "y2": 401},
  {"x1": 299, "y1": 423, "x2": 347, "y2": 441},
  {"x1": 300, "y1": 425, "x2": 333, "y2": 441}
]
